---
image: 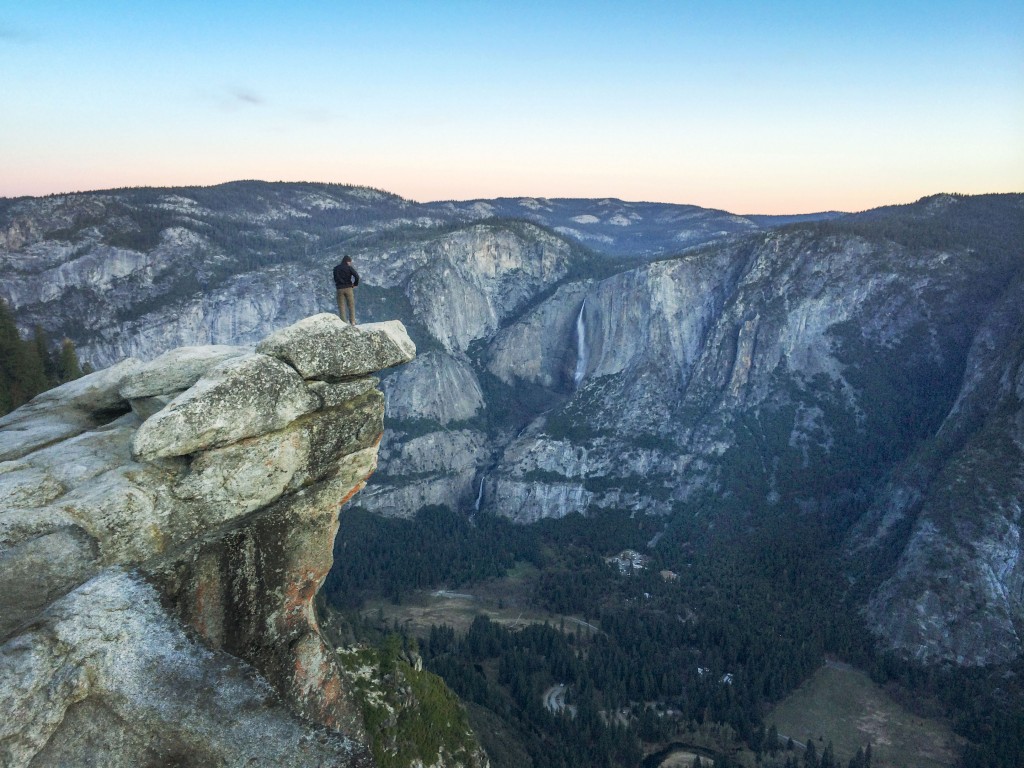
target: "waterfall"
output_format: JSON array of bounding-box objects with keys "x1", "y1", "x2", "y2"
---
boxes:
[
  {"x1": 474, "y1": 475, "x2": 485, "y2": 512},
  {"x1": 573, "y1": 299, "x2": 588, "y2": 389}
]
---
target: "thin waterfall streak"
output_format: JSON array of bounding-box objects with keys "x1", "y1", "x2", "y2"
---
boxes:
[
  {"x1": 474, "y1": 475, "x2": 485, "y2": 512},
  {"x1": 573, "y1": 299, "x2": 588, "y2": 389}
]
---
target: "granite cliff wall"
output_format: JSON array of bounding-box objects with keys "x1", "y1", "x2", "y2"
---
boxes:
[{"x1": 0, "y1": 315, "x2": 421, "y2": 767}]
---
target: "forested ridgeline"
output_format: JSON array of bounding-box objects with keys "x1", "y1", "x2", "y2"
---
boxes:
[{"x1": 0, "y1": 298, "x2": 86, "y2": 415}]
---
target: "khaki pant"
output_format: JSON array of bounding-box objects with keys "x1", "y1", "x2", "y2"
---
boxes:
[{"x1": 336, "y1": 288, "x2": 356, "y2": 325}]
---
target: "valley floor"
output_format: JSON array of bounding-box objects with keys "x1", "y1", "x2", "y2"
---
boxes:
[
  {"x1": 356, "y1": 562, "x2": 602, "y2": 637},
  {"x1": 347, "y1": 575, "x2": 957, "y2": 768}
]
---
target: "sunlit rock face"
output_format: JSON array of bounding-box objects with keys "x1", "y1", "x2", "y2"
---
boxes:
[{"x1": 0, "y1": 314, "x2": 414, "y2": 767}]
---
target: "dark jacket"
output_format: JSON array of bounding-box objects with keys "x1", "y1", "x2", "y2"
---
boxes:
[{"x1": 333, "y1": 262, "x2": 360, "y2": 289}]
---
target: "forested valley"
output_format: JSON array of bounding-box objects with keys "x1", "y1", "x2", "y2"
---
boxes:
[{"x1": 325, "y1": 504, "x2": 1024, "y2": 768}]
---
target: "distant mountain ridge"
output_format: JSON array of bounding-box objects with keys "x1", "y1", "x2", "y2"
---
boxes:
[
  {"x1": 423, "y1": 196, "x2": 845, "y2": 256},
  {"x1": 0, "y1": 181, "x2": 839, "y2": 367},
  {"x1": 2, "y1": 182, "x2": 1022, "y2": 667}
]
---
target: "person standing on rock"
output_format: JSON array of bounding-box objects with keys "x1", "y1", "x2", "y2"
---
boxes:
[{"x1": 333, "y1": 255, "x2": 359, "y2": 325}]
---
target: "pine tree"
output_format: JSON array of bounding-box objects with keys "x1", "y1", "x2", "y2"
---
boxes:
[
  {"x1": 0, "y1": 298, "x2": 48, "y2": 414},
  {"x1": 821, "y1": 741, "x2": 835, "y2": 768},
  {"x1": 804, "y1": 739, "x2": 818, "y2": 768},
  {"x1": 57, "y1": 338, "x2": 83, "y2": 382},
  {"x1": 1, "y1": 298, "x2": 22, "y2": 413},
  {"x1": 32, "y1": 326, "x2": 58, "y2": 384},
  {"x1": 0, "y1": 301, "x2": 90, "y2": 416}
]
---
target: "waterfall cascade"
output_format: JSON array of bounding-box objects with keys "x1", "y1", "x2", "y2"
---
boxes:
[
  {"x1": 474, "y1": 475, "x2": 485, "y2": 512},
  {"x1": 573, "y1": 299, "x2": 588, "y2": 389}
]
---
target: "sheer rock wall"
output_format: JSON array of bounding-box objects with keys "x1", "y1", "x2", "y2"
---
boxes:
[{"x1": 0, "y1": 314, "x2": 415, "y2": 767}]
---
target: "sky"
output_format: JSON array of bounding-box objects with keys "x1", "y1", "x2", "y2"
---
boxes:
[{"x1": 1, "y1": 1, "x2": 1021, "y2": 214}]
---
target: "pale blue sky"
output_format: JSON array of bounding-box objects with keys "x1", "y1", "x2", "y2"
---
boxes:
[{"x1": 1, "y1": 1, "x2": 1021, "y2": 212}]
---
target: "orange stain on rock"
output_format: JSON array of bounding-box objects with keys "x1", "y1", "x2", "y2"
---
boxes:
[{"x1": 337, "y1": 479, "x2": 368, "y2": 508}]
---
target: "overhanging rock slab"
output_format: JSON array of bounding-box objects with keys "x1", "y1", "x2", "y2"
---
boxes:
[{"x1": 256, "y1": 314, "x2": 415, "y2": 380}]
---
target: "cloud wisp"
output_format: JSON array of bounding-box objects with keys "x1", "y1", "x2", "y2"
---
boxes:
[{"x1": 230, "y1": 87, "x2": 264, "y2": 106}]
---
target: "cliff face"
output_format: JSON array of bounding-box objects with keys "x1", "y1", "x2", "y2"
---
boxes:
[
  {"x1": 0, "y1": 315, "x2": 419, "y2": 766},
  {"x1": 852, "y1": 273, "x2": 1024, "y2": 665},
  {"x1": 0, "y1": 185, "x2": 758, "y2": 369},
  {"x1": 475, "y1": 196, "x2": 1024, "y2": 664},
  {"x1": 398, "y1": 223, "x2": 573, "y2": 354}
]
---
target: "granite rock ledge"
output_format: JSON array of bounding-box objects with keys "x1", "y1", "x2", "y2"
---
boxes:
[{"x1": 0, "y1": 314, "x2": 414, "y2": 767}]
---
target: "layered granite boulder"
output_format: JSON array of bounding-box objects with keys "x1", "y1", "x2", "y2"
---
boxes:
[{"x1": 0, "y1": 314, "x2": 415, "y2": 767}]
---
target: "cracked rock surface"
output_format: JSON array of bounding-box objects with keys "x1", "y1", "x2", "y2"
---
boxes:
[{"x1": 0, "y1": 314, "x2": 415, "y2": 767}]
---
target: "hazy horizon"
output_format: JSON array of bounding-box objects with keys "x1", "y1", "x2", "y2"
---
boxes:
[
  {"x1": 2, "y1": 1, "x2": 1021, "y2": 214},
  {"x1": 4, "y1": 177, "x2": 1015, "y2": 218}
]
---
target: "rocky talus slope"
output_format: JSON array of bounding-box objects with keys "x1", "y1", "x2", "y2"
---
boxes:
[{"x1": 0, "y1": 314, "x2": 484, "y2": 767}]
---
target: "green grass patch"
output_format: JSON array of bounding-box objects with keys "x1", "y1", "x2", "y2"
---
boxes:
[{"x1": 767, "y1": 662, "x2": 959, "y2": 768}]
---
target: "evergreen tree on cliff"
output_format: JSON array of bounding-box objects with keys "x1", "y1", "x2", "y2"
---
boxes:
[
  {"x1": 0, "y1": 298, "x2": 86, "y2": 415},
  {"x1": 0, "y1": 298, "x2": 47, "y2": 413},
  {"x1": 57, "y1": 337, "x2": 83, "y2": 381}
]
